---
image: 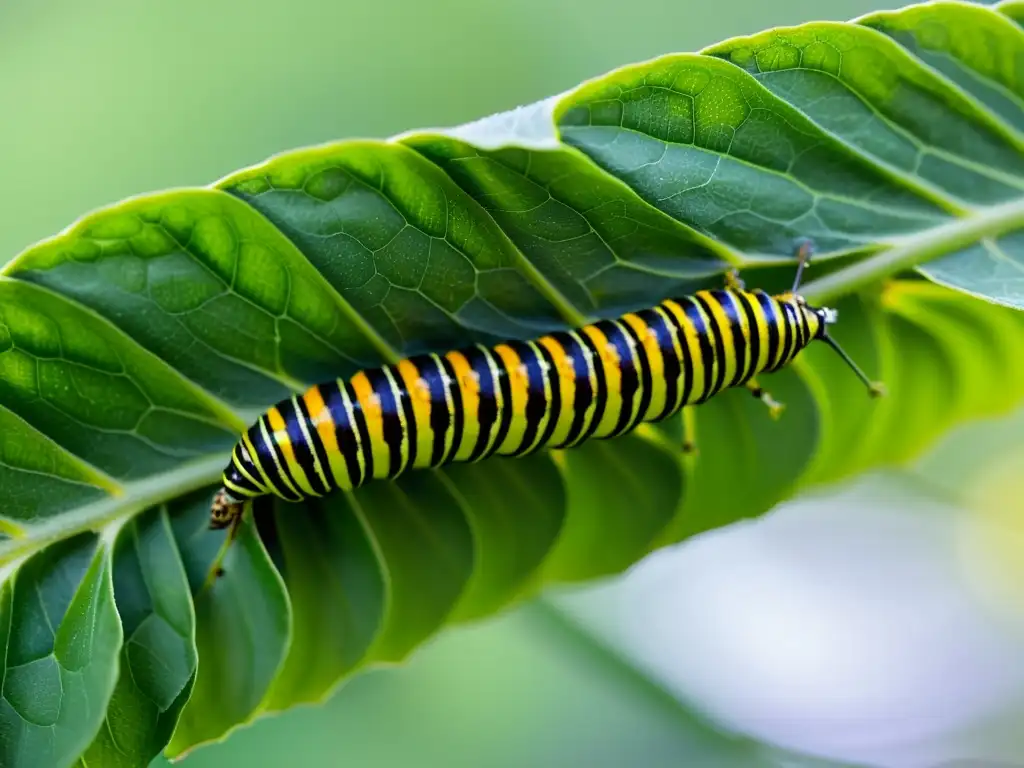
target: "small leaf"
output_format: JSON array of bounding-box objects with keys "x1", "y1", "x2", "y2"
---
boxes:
[
  {"x1": 164, "y1": 500, "x2": 291, "y2": 758},
  {"x1": 705, "y1": 6, "x2": 1024, "y2": 306},
  {"x1": 443, "y1": 454, "x2": 566, "y2": 621},
  {"x1": 80, "y1": 508, "x2": 197, "y2": 767},
  {"x1": 260, "y1": 495, "x2": 385, "y2": 710},
  {"x1": 0, "y1": 534, "x2": 121, "y2": 768},
  {"x1": 544, "y1": 433, "x2": 684, "y2": 582},
  {"x1": 350, "y1": 472, "x2": 475, "y2": 663}
]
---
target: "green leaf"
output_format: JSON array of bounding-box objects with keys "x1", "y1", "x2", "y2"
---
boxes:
[
  {"x1": 259, "y1": 494, "x2": 385, "y2": 710},
  {"x1": 3, "y1": 3, "x2": 1024, "y2": 765},
  {"x1": 165, "y1": 498, "x2": 290, "y2": 759},
  {"x1": 80, "y1": 508, "x2": 196, "y2": 768},
  {"x1": 704, "y1": 1, "x2": 1024, "y2": 306},
  {"x1": 0, "y1": 534, "x2": 121, "y2": 768}
]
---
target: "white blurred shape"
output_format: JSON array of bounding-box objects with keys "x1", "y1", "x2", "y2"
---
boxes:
[{"x1": 554, "y1": 472, "x2": 1024, "y2": 768}]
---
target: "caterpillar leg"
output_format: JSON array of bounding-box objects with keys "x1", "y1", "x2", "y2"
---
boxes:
[
  {"x1": 746, "y1": 378, "x2": 785, "y2": 420},
  {"x1": 207, "y1": 489, "x2": 245, "y2": 582},
  {"x1": 681, "y1": 407, "x2": 698, "y2": 456},
  {"x1": 724, "y1": 268, "x2": 746, "y2": 292}
]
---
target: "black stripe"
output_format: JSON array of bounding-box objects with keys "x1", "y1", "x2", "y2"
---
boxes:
[
  {"x1": 267, "y1": 411, "x2": 307, "y2": 500},
  {"x1": 531, "y1": 342, "x2": 563, "y2": 452},
  {"x1": 323, "y1": 382, "x2": 363, "y2": 488},
  {"x1": 284, "y1": 397, "x2": 329, "y2": 495},
  {"x1": 345, "y1": 380, "x2": 376, "y2": 484},
  {"x1": 250, "y1": 416, "x2": 302, "y2": 502},
  {"x1": 489, "y1": 348, "x2": 516, "y2": 457},
  {"x1": 694, "y1": 295, "x2": 729, "y2": 400},
  {"x1": 553, "y1": 332, "x2": 593, "y2": 449},
  {"x1": 733, "y1": 291, "x2": 762, "y2": 383},
  {"x1": 648, "y1": 308, "x2": 681, "y2": 421},
  {"x1": 293, "y1": 396, "x2": 335, "y2": 493},
  {"x1": 777, "y1": 303, "x2": 796, "y2": 370},
  {"x1": 603, "y1": 321, "x2": 640, "y2": 437},
  {"x1": 226, "y1": 450, "x2": 263, "y2": 494},
  {"x1": 394, "y1": 366, "x2": 418, "y2": 475},
  {"x1": 713, "y1": 290, "x2": 748, "y2": 388},
  {"x1": 415, "y1": 355, "x2": 451, "y2": 467},
  {"x1": 365, "y1": 368, "x2": 404, "y2": 479},
  {"x1": 798, "y1": 303, "x2": 811, "y2": 352},
  {"x1": 467, "y1": 346, "x2": 498, "y2": 462},
  {"x1": 663, "y1": 302, "x2": 696, "y2": 408},
  {"x1": 577, "y1": 329, "x2": 609, "y2": 441},
  {"x1": 619, "y1": 318, "x2": 654, "y2": 429},
  {"x1": 508, "y1": 341, "x2": 547, "y2": 456},
  {"x1": 755, "y1": 292, "x2": 783, "y2": 373},
  {"x1": 682, "y1": 299, "x2": 716, "y2": 403},
  {"x1": 439, "y1": 355, "x2": 465, "y2": 465}
]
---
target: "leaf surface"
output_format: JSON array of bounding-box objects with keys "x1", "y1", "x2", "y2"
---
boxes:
[{"x1": 2, "y1": 3, "x2": 1024, "y2": 765}]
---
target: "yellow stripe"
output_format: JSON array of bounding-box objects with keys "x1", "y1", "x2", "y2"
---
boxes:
[
  {"x1": 580, "y1": 324, "x2": 621, "y2": 439},
  {"x1": 662, "y1": 299, "x2": 706, "y2": 405},
  {"x1": 232, "y1": 442, "x2": 265, "y2": 488},
  {"x1": 302, "y1": 385, "x2": 350, "y2": 490},
  {"x1": 350, "y1": 371, "x2": 387, "y2": 481},
  {"x1": 652, "y1": 305, "x2": 684, "y2": 415},
  {"x1": 238, "y1": 433, "x2": 272, "y2": 495},
  {"x1": 697, "y1": 291, "x2": 737, "y2": 389},
  {"x1": 565, "y1": 329, "x2": 599, "y2": 447},
  {"x1": 537, "y1": 334, "x2": 576, "y2": 447},
  {"x1": 395, "y1": 358, "x2": 434, "y2": 472},
  {"x1": 266, "y1": 407, "x2": 316, "y2": 496},
  {"x1": 744, "y1": 292, "x2": 772, "y2": 375},
  {"x1": 259, "y1": 416, "x2": 301, "y2": 498},
  {"x1": 291, "y1": 394, "x2": 330, "y2": 492},
  {"x1": 689, "y1": 298, "x2": 719, "y2": 400},
  {"x1": 223, "y1": 479, "x2": 251, "y2": 498},
  {"x1": 476, "y1": 345, "x2": 506, "y2": 458},
  {"x1": 518, "y1": 340, "x2": 553, "y2": 454},
  {"x1": 445, "y1": 350, "x2": 481, "y2": 462},
  {"x1": 381, "y1": 365, "x2": 411, "y2": 476},
  {"x1": 491, "y1": 343, "x2": 529, "y2": 454},
  {"x1": 723, "y1": 293, "x2": 752, "y2": 383},
  {"x1": 609, "y1": 319, "x2": 643, "y2": 432},
  {"x1": 431, "y1": 353, "x2": 457, "y2": 464},
  {"x1": 338, "y1": 382, "x2": 368, "y2": 485},
  {"x1": 622, "y1": 312, "x2": 665, "y2": 423}
]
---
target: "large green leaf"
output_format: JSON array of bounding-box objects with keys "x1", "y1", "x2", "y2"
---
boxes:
[{"x1": 1, "y1": 2, "x2": 1023, "y2": 765}]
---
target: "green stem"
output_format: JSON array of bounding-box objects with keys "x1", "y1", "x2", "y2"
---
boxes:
[
  {"x1": 0, "y1": 453, "x2": 227, "y2": 566},
  {"x1": 800, "y1": 197, "x2": 1024, "y2": 305}
]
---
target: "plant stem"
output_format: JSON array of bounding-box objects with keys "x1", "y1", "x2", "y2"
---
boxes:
[{"x1": 800, "y1": 197, "x2": 1024, "y2": 305}]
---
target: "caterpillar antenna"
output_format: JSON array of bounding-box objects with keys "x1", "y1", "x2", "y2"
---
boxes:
[
  {"x1": 822, "y1": 333, "x2": 885, "y2": 397},
  {"x1": 791, "y1": 237, "x2": 815, "y2": 293}
]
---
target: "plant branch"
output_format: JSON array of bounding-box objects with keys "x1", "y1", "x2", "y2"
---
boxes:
[{"x1": 800, "y1": 197, "x2": 1024, "y2": 305}]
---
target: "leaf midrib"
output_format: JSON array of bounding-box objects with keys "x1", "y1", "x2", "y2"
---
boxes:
[
  {"x1": 7, "y1": 194, "x2": 1024, "y2": 569},
  {"x1": 0, "y1": 453, "x2": 228, "y2": 567}
]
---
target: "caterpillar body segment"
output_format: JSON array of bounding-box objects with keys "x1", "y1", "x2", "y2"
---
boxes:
[{"x1": 211, "y1": 255, "x2": 881, "y2": 532}]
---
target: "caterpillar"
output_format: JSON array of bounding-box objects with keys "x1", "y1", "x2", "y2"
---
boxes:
[{"x1": 210, "y1": 240, "x2": 882, "y2": 530}]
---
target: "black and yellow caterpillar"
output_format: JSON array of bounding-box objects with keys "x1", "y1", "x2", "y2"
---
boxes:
[{"x1": 210, "y1": 243, "x2": 881, "y2": 529}]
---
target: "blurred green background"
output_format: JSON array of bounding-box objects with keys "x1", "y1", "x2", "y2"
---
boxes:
[{"x1": 4, "y1": 1, "x2": 970, "y2": 766}]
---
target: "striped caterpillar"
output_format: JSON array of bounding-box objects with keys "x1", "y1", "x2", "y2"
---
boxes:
[{"x1": 210, "y1": 241, "x2": 881, "y2": 530}]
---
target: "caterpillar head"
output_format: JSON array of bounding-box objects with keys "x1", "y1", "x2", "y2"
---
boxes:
[
  {"x1": 210, "y1": 487, "x2": 243, "y2": 530},
  {"x1": 811, "y1": 304, "x2": 839, "y2": 340},
  {"x1": 789, "y1": 294, "x2": 835, "y2": 342},
  {"x1": 795, "y1": 297, "x2": 885, "y2": 398},
  {"x1": 210, "y1": 441, "x2": 270, "y2": 529}
]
